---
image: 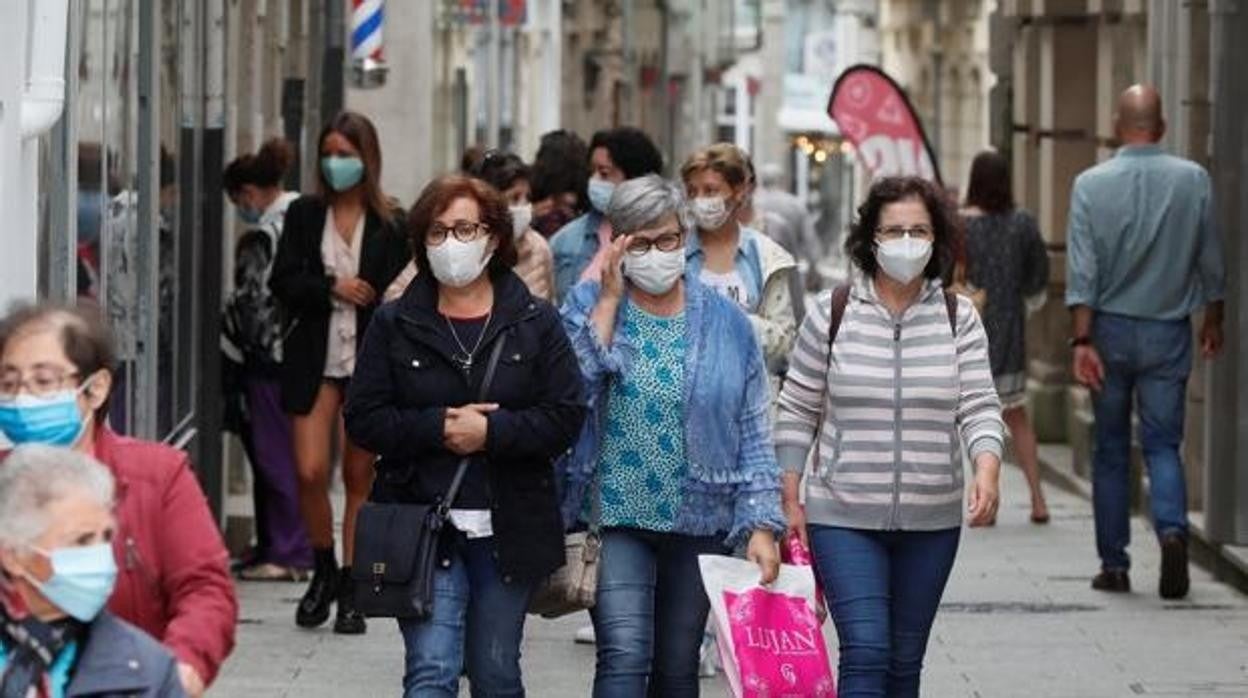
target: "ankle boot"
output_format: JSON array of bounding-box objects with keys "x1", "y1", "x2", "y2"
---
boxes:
[
  {"x1": 333, "y1": 566, "x2": 367, "y2": 635},
  {"x1": 295, "y1": 548, "x2": 339, "y2": 628}
]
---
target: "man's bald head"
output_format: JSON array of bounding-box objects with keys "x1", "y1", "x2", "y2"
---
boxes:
[{"x1": 1114, "y1": 84, "x2": 1165, "y2": 144}]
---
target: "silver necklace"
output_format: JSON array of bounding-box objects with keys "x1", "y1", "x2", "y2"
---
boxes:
[{"x1": 444, "y1": 311, "x2": 493, "y2": 371}]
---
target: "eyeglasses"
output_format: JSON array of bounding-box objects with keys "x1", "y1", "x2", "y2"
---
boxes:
[
  {"x1": 0, "y1": 368, "x2": 81, "y2": 399},
  {"x1": 427, "y1": 221, "x2": 490, "y2": 246},
  {"x1": 624, "y1": 231, "x2": 684, "y2": 256},
  {"x1": 875, "y1": 224, "x2": 935, "y2": 241}
]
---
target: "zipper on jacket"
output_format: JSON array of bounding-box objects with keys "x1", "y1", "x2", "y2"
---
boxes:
[{"x1": 890, "y1": 321, "x2": 903, "y2": 529}]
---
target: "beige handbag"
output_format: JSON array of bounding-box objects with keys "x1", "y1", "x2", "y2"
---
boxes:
[{"x1": 529, "y1": 473, "x2": 602, "y2": 618}]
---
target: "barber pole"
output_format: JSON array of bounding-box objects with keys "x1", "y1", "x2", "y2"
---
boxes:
[{"x1": 350, "y1": 0, "x2": 388, "y2": 88}]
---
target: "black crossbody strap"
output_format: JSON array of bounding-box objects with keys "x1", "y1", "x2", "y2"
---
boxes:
[{"x1": 439, "y1": 332, "x2": 508, "y2": 515}]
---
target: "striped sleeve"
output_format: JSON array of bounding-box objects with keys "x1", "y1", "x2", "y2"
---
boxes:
[
  {"x1": 953, "y1": 296, "x2": 1005, "y2": 460},
  {"x1": 774, "y1": 290, "x2": 833, "y2": 473}
]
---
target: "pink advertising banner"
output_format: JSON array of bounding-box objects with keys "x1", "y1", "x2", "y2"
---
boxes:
[{"x1": 827, "y1": 64, "x2": 943, "y2": 185}]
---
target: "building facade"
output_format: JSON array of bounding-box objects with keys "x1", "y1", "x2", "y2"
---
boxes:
[{"x1": 879, "y1": 0, "x2": 995, "y2": 193}]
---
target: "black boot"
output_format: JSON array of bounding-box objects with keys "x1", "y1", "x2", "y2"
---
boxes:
[
  {"x1": 295, "y1": 548, "x2": 339, "y2": 628},
  {"x1": 333, "y1": 566, "x2": 367, "y2": 635}
]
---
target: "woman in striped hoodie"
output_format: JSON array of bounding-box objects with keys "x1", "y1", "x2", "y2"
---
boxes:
[{"x1": 775, "y1": 176, "x2": 1004, "y2": 698}]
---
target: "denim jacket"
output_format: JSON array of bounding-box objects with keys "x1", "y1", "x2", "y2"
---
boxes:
[
  {"x1": 559, "y1": 277, "x2": 786, "y2": 546},
  {"x1": 550, "y1": 211, "x2": 605, "y2": 302}
]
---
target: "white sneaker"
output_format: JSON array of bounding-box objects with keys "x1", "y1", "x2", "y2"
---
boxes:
[{"x1": 574, "y1": 624, "x2": 597, "y2": 645}]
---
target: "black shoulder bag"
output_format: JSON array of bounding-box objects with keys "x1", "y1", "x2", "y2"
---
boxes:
[{"x1": 351, "y1": 334, "x2": 507, "y2": 620}]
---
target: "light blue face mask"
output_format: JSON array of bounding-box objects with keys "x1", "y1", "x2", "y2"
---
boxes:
[
  {"x1": 25, "y1": 543, "x2": 118, "y2": 623},
  {"x1": 321, "y1": 156, "x2": 365, "y2": 192},
  {"x1": 0, "y1": 382, "x2": 91, "y2": 447},
  {"x1": 237, "y1": 205, "x2": 263, "y2": 225},
  {"x1": 587, "y1": 177, "x2": 616, "y2": 214}
]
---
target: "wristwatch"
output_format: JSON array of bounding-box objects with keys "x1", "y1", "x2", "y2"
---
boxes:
[{"x1": 1068, "y1": 336, "x2": 1092, "y2": 348}]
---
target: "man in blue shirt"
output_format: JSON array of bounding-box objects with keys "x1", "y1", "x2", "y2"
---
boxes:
[{"x1": 1066, "y1": 84, "x2": 1226, "y2": 600}]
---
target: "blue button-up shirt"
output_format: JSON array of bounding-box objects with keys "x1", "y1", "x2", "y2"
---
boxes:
[{"x1": 1065, "y1": 144, "x2": 1225, "y2": 320}]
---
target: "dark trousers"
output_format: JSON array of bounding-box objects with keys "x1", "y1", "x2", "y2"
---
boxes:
[
  {"x1": 245, "y1": 376, "x2": 312, "y2": 568},
  {"x1": 809, "y1": 525, "x2": 961, "y2": 698}
]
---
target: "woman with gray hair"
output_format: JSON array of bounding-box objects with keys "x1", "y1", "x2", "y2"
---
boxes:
[
  {"x1": 560, "y1": 174, "x2": 784, "y2": 696},
  {"x1": 0, "y1": 445, "x2": 185, "y2": 697}
]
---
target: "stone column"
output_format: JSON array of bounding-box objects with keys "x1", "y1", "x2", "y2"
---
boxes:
[
  {"x1": 1205, "y1": 0, "x2": 1248, "y2": 545},
  {"x1": 1027, "y1": 17, "x2": 1098, "y2": 449}
]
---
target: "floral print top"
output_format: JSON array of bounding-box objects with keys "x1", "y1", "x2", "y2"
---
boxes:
[{"x1": 594, "y1": 304, "x2": 688, "y2": 531}]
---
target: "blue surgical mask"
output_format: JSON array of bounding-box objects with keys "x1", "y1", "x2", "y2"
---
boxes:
[
  {"x1": 321, "y1": 156, "x2": 365, "y2": 192},
  {"x1": 0, "y1": 384, "x2": 91, "y2": 447},
  {"x1": 25, "y1": 543, "x2": 118, "y2": 622},
  {"x1": 237, "y1": 205, "x2": 263, "y2": 225},
  {"x1": 587, "y1": 177, "x2": 616, "y2": 214}
]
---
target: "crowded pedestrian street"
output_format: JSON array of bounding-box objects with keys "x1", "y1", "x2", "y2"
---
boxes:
[
  {"x1": 3, "y1": 1, "x2": 1248, "y2": 697},
  {"x1": 216, "y1": 459, "x2": 1248, "y2": 697}
]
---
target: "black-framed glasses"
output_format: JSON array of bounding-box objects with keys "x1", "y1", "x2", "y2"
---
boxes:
[
  {"x1": 625, "y1": 231, "x2": 684, "y2": 256},
  {"x1": 0, "y1": 367, "x2": 81, "y2": 399},
  {"x1": 427, "y1": 221, "x2": 490, "y2": 246},
  {"x1": 875, "y1": 224, "x2": 935, "y2": 241}
]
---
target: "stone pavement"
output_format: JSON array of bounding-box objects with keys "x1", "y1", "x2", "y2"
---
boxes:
[{"x1": 213, "y1": 463, "x2": 1248, "y2": 697}]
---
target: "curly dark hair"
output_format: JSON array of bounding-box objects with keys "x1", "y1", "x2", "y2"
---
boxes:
[
  {"x1": 845, "y1": 176, "x2": 957, "y2": 281},
  {"x1": 407, "y1": 175, "x2": 518, "y2": 279},
  {"x1": 530, "y1": 129, "x2": 589, "y2": 207},
  {"x1": 589, "y1": 126, "x2": 664, "y2": 179}
]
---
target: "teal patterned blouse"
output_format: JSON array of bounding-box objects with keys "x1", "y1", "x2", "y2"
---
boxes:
[{"x1": 594, "y1": 304, "x2": 687, "y2": 531}]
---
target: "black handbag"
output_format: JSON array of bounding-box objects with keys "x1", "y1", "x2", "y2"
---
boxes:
[{"x1": 351, "y1": 334, "x2": 507, "y2": 620}]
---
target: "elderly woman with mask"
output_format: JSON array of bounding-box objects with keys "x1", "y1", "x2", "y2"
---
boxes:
[
  {"x1": 0, "y1": 303, "x2": 235, "y2": 697},
  {"x1": 0, "y1": 445, "x2": 185, "y2": 697},
  {"x1": 561, "y1": 174, "x2": 784, "y2": 697}
]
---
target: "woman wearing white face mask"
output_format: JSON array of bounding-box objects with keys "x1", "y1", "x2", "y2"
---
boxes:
[
  {"x1": 775, "y1": 176, "x2": 1004, "y2": 697},
  {"x1": 0, "y1": 446, "x2": 186, "y2": 697},
  {"x1": 560, "y1": 175, "x2": 784, "y2": 696},
  {"x1": 473, "y1": 151, "x2": 555, "y2": 301},
  {"x1": 681, "y1": 144, "x2": 798, "y2": 377},
  {"x1": 345, "y1": 175, "x2": 586, "y2": 697}
]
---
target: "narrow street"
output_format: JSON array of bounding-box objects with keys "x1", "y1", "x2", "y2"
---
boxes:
[{"x1": 215, "y1": 462, "x2": 1248, "y2": 697}]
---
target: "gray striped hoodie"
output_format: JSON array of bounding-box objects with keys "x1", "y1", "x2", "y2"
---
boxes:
[{"x1": 775, "y1": 278, "x2": 1004, "y2": 531}]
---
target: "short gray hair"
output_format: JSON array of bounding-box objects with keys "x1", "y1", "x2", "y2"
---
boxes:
[
  {"x1": 0, "y1": 445, "x2": 115, "y2": 549},
  {"x1": 606, "y1": 175, "x2": 692, "y2": 237}
]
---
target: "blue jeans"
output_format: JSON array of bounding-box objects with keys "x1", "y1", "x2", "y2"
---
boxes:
[
  {"x1": 398, "y1": 538, "x2": 534, "y2": 698},
  {"x1": 1091, "y1": 313, "x2": 1192, "y2": 571},
  {"x1": 590, "y1": 528, "x2": 728, "y2": 698},
  {"x1": 809, "y1": 526, "x2": 961, "y2": 698}
]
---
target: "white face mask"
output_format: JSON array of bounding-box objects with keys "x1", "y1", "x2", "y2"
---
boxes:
[
  {"x1": 691, "y1": 196, "x2": 732, "y2": 230},
  {"x1": 623, "y1": 247, "x2": 686, "y2": 296},
  {"x1": 427, "y1": 236, "x2": 493, "y2": 289},
  {"x1": 509, "y1": 203, "x2": 533, "y2": 239},
  {"x1": 875, "y1": 235, "x2": 933, "y2": 285}
]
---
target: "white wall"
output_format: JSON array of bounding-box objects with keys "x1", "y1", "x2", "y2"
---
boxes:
[
  {"x1": 346, "y1": 1, "x2": 436, "y2": 206},
  {"x1": 0, "y1": 0, "x2": 37, "y2": 310}
]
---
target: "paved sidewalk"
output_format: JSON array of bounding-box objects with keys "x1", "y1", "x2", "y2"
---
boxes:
[{"x1": 214, "y1": 463, "x2": 1248, "y2": 697}]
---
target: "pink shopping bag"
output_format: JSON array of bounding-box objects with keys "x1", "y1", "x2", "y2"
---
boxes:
[{"x1": 699, "y1": 555, "x2": 836, "y2": 698}]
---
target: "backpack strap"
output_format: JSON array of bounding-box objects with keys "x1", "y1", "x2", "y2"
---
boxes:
[
  {"x1": 943, "y1": 290, "x2": 959, "y2": 337},
  {"x1": 826, "y1": 284, "x2": 852, "y2": 359}
]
